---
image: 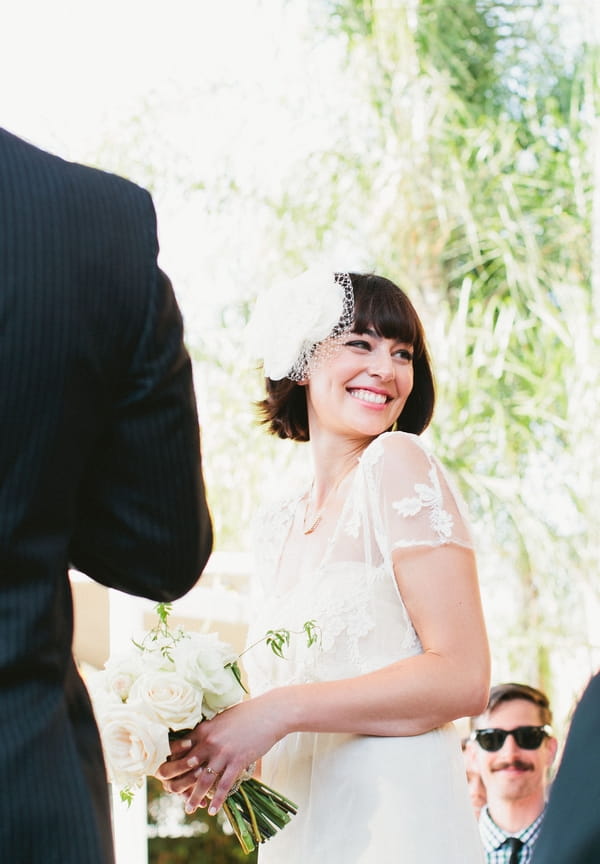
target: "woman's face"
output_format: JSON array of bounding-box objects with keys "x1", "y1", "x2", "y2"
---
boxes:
[{"x1": 304, "y1": 327, "x2": 414, "y2": 441}]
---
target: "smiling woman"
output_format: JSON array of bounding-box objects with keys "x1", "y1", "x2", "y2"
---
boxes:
[
  {"x1": 155, "y1": 268, "x2": 490, "y2": 863},
  {"x1": 252, "y1": 271, "x2": 435, "y2": 442}
]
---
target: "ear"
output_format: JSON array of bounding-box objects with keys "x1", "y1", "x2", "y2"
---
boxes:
[
  {"x1": 463, "y1": 739, "x2": 479, "y2": 771},
  {"x1": 546, "y1": 736, "x2": 559, "y2": 768}
]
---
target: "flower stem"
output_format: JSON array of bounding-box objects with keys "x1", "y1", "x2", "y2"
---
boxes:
[{"x1": 222, "y1": 799, "x2": 256, "y2": 854}]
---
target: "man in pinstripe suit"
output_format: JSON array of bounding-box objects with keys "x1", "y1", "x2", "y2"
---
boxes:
[{"x1": 0, "y1": 127, "x2": 213, "y2": 863}]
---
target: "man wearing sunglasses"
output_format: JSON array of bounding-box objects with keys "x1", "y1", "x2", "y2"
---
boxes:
[{"x1": 470, "y1": 683, "x2": 558, "y2": 863}]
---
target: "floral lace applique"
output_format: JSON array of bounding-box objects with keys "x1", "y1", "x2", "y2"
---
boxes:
[
  {"x1": 254, "y1": 495, "x2": 299, "y2": 567},
  {"x1": 343, "y1": 502, "x2": 361, "y2": 539},
  {"x1": 392, "y1": 463, "x2": 454, "y2": 541},
  {"x1": 311, "y1": 568, "x2": 375, "y2": 668}
]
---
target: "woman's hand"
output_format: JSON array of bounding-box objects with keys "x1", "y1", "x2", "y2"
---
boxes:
[{"x1": 155, "y1": 690, "x2": 287, "y2": 814}]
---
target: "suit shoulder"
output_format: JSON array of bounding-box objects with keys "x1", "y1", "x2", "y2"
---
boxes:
[
  {"x1": 0, "y1": 127, "x2": 153, "y2": 213},
  {"x1": 63, "y1": 156, "x2": 154, "y2": 218}
]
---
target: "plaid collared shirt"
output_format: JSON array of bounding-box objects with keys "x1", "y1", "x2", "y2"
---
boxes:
[{"x1": 479, "y1": 805, "x2": 546, "y2": 863}]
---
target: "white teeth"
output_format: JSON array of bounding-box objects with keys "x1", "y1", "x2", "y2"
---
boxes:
[{"x1": 350, "y1": 389, "x2": 387, "y2": 404}]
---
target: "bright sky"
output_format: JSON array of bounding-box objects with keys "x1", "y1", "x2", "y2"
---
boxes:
[
  {"x1": 2, "y1": 0, "x2": 351, "y2": 331},
  {"x1": 3, "y1": 0, "x2": 596, "y2": 309},
  {"x1": 3, "y1": 0, "x2": 290, "y2": 153}
]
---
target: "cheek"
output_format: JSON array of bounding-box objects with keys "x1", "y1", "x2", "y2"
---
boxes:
[
  {"x1": 536, "y1": 754, "x2": 552, "y2": 775},
  {"x1": 469, "y1": 778, "x2": 486, "y2": 801},
  {"x1": 395, "y1": 366, "x2": 414, "y2": 395},
  {"x1": 477, "y1": 758, "x2": 495, "y2": 782}
]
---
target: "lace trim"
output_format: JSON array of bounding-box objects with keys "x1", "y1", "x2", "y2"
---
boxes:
[{"x1": 391, "y1": 463, "x2": 454, "y2": 541}]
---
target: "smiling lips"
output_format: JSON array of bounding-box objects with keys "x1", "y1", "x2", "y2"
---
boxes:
[{"x1": 347, "y1": 388, "x2": 391, "y2": 405}]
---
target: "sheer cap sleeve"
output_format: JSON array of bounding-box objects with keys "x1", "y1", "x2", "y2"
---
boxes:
[{"x1": 360, "y1": 432, "x2": 474, "y2": 553}]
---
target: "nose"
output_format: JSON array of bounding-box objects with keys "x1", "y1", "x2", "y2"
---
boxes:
[
  {"x1": 368, "y1": 347, "x2": 394, "y2": 381},
  {"x1": 498, "y1": 734, "x2": 521, "y2": 757}
]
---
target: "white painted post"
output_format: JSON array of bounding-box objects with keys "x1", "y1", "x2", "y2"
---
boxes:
[{"x1": 108, "y1": 590, "x2": 150, "y2": 864}]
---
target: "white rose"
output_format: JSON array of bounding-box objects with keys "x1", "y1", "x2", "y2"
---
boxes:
[
  {"x1": 246, "y1": 266, "x2": 346, "y2": 380},
  {"x1": 87, "y1": 678, "x2": 121, "y2": 721},
  {"x1": 171, "y1": 633, "x2": 245, "y2": 719},
  {"x1": 103, "y1": 642, "x2": 176, "y2": 702},
  {"x1": 128, "y1": 670, "x2": 204, "y2": 731},
  {"x1": 102, "y1": 649, "x2": 147, "y2": 702},
  {"x1": 201, "y1": 668, "x2": 246, "y2": 719},
  {"x1": 97, "y1": 703, "x2": 170, "y2": 789}
]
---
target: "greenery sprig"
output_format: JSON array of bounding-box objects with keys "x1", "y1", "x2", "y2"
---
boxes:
[{"x1": 241, "y1": 618, "x2": 321, "y2": 660}]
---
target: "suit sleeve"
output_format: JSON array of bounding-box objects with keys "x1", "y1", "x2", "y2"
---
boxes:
[{"x1": 69, "y1": 197, "x2": 212, "y2": 599}]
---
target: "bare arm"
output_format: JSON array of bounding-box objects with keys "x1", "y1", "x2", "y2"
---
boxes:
[{"x1": 158, "y1": 542, "x2": 489, "y2": 812}]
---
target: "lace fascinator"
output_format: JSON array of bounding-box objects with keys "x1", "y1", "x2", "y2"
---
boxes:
[{"x1": 246, "y1": 267, "x2": 354, "y2": 381}]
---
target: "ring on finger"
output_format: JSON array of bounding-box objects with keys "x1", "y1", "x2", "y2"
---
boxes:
[{"x1": 205, "y1": 765, "x2": 222, "y2": 777}]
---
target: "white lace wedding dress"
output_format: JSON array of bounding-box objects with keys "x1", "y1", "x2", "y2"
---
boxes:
[{"x1": 245, "y1": 431, "x2": 485, "y2": 863}]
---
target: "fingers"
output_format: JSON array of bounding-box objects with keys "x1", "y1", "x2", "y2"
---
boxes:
[
  {"x1": 157, "y1": 757, "x2": 224, "y2": 803},
  {"x1": 156, "y1": 749, "x2": 236, "y2": 811},
  {"x1": 156, "y1": 702, "x2": 273, "y2": 814},
  {"x1": 168, "y1": 737, "x2": 193, "y2": 760},
  {"x1": 183, "y1": 763, "x2": 225, "y2": 815},
  {"x1": 158, "y1": 769, "x2": 197, "y2": 796},
  {"x1": 205, "y1": 763, "x2": 242, "y2": 814},
  {"x1": 182, "y1": 759, "x2": 247, "y2": 816},
  {"x1": 156, "y1": 746, "x2": 208, "y2": 798},
  {"x1": 156, "y1": 749, "x2": 200, "y2": 783}
]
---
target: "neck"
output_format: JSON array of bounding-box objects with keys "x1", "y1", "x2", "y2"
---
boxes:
[
  {"x1": 486, "y1": 794, "x2": 546, "y2": 834},
  {"x1": 309, "y1": 433, "x2": 371, "y2": 506},
  {"x1": 301, "y1": 439, "x2": 363, "y2": 536}
]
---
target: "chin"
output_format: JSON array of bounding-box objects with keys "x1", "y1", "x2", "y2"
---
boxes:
[{"x1": 356, "y1": 426, "x2": 392, "y2": 441}]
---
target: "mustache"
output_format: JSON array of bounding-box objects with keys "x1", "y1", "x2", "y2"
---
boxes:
[{"x1": 492, "y1": 759, "x2": 533, "y2": 772}]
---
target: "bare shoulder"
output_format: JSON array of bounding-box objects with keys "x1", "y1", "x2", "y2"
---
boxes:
[{"x1": 362, "y1": 431, "x2": 434, "y2": 470}]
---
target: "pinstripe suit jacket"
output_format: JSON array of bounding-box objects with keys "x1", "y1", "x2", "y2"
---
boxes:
[
  {"x1": 532, "y1": 671, "x2": 600, "y2": 864},
  {"x1": 0, "y1": 128, "x2": 213, "y2": 863}
]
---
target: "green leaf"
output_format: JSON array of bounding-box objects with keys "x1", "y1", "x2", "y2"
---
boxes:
[
  {"x1": 227, "y1": 660, "x2": 248, "y2": 694},
  {"x1": 303, "y1": 619, "x2": 322, "y2": 649},
  {"x1": 155, "y1": 602, "x2": 172, "y2": 626},
  {"x1": 120, "y1": 788, "x2": 135, "y2": 807},
  {"x1": 265, "y1": 628, "x2": 291, "y2": 659}
]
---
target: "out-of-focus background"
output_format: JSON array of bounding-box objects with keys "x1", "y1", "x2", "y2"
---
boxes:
[{"x1": 4, "y1": 0, "x2": 599, "y2": 860}]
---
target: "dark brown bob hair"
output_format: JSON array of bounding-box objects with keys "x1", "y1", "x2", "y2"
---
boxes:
[{"x1": 257, "y1": 273, "x2": 435, "y2": 441}]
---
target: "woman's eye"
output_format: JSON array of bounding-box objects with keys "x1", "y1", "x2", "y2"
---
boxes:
[
  {"x1": 394, "y1": 348, "x2": 413, "y2": 362},
  {"x1": 346, "y1": 339, "x2": 371, "y2": 350}
]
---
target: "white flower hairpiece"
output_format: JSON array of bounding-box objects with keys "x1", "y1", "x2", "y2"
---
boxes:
[{"x1": 246, "y1": 267, "x2": 355, "y2": 381}]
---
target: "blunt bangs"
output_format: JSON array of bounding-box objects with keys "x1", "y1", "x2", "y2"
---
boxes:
[{"x1": 349, "y1": 273, "x2": 425, "y2": 356}]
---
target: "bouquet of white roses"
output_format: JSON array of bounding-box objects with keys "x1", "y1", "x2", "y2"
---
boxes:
[{"x1": 88, "y1": 603, "x2": 318, "y2": 854}]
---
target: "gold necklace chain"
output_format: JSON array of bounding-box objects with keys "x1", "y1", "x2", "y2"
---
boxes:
[
  {"x1": 302, "y1": 483, "x2": 326, "y2": 535},
  {"x1": 303, "y1": 508, "x2": 323, "y2": 535},
  {"x1": 302, "y1": 464, "x2": 356, "y2": 535}
]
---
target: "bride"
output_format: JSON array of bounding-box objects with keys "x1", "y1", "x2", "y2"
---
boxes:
[{"x1": 158, "y1": 269, "x2": 489, "y2": 862}]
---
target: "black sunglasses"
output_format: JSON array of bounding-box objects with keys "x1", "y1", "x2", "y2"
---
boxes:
[{"x1": 470, "y1": 725, "x2": 552, "y2": 752}]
